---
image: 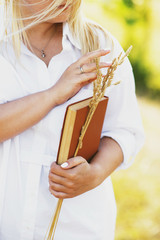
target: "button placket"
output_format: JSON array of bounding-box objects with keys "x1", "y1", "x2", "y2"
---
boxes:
[{"x1": 20, "y1": 128, "x2": 47, "y2": 240}]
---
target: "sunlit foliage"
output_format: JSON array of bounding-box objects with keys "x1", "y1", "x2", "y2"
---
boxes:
[{"x1": 84, "y1": 0, "x2": 160, "y2": 99}]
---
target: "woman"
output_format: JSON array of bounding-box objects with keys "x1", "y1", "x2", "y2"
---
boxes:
[{"x1": 0, "y1": 0, "x2": 144, "y2": 239}]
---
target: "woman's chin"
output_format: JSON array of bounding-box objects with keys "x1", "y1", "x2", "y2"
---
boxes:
[{"x1": 47, "y1": 14, "x2": 70, "y2": 24}]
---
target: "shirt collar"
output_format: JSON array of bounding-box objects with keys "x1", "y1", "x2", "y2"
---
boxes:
[
  {"x1": 2, "y1": 22, "x2": 81, "y2": 57},
  {"x1": 20, "y1": 22, "x2": 81, "y2": 56},
  {"x1": 63, "y1": 22, "x2": 81, "y2": 50}
]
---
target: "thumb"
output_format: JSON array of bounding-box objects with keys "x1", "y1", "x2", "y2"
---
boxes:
[{"x1": 61, "y1": 156, "x2": 86, "y2": 169}]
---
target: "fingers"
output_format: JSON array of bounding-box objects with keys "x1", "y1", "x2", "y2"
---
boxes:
[
  {"x1": 49, "y1": 172, "x2": 65, "y2": 185},
  {"x1": 48, "y1": 157, "x2": 89, "y2": 199},
  {"x1": 48, "y1": 167, "x2": 77, "y2": 199},
  {"x1": 73, "y1": 49, "x2": 112, "y2": 84},
  {"x1": 49, "y1": 157, "x2": 86, "y2": 178},
  {"x1": 50, "y1": 49, "x2": 111, "y2": 106},
  {"x1": 77, "y1": 62, "x2": 112, "y2": 74},
  {"x1": 49, "y1": 189, "x2": 69, "y2": 199},
  {"x1": 61, "y1": 156, "x2": 86, "y2": 169},
  {"x1": 48, "y1": 171, "x2": 76, "y2": 194},
  {"x1": 78, "y1": 49, "x2": 111, "y2": 66},
  {"x1": 49, "y1": 182, "x2": 72, "y2": 194},
  {"x1": 79, "y1": 72, "x2": 97, "y2": 84},
  {"x1": 50, "y1": 162, "x2": 67, "y2": 177}
]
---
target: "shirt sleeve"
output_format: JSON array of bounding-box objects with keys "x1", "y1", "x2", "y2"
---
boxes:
[
  {"x1": 0, "y1": 54, "x2": 27, "y2": 104},
  {"x1": 99, "y1": 32, "x2": 145, "y2": 170}
]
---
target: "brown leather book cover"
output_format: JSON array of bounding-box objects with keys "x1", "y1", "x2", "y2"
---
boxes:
[{"x1": 56, "y1": 96, "x2": 109, "y2": 165}]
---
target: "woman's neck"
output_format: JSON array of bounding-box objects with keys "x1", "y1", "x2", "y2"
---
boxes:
[
  {"x1": 25, "y1": 22, "x2": 63, "y2": 66},
  {"x1": 26, "y1": 22, "x2": 60, "y2": 43}
]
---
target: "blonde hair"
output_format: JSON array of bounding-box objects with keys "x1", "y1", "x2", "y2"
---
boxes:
[{"x1": 2, "y1": 0, "x2": 111, "y2": 57}]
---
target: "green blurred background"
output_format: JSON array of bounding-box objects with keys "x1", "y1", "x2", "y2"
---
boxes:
[{"x1": 83, "y1": 0, "x2": 160, "y2": 239}]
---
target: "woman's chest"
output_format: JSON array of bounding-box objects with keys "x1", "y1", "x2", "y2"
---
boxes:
[{"x1": 16, "y1": 50, "x2": 80, "y2": 94}]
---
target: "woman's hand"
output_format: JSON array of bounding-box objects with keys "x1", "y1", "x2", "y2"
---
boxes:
[
  {"x1": 48, "y1": 157, "x2": 99, "y2": 199},
  {"x1": 50, "y1": 49, "x2": 111, "y2": 106},
  {"x1": 48, "y1": 137, "x2": 124, "y2": 199}
]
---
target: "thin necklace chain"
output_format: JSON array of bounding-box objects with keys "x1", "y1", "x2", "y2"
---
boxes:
[{"x1": 31, "y1": 31, "x2": 56, "y2": 58}]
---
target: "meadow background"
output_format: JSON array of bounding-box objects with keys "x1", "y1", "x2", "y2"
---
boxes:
[{"x1": 83, "y1": 0, "x2": 160, "y2": 239}]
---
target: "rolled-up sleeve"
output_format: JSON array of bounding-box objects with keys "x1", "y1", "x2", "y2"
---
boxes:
[{"x1": 100, "y1": 35, "x2": 145, "y2": 169}]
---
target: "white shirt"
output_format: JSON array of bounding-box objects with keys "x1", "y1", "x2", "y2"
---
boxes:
[{"x1": 0, "y1": 22, "x2": 144, "y2": 240}]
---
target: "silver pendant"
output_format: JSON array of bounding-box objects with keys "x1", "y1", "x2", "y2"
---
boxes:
[{"x1": 41, "y1": 50, "x2": 46, "y2": 58}]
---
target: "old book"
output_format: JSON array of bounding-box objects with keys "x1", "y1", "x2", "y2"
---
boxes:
[{"x1": 56, "y1": 96, "x2": 109, "y2": 165}]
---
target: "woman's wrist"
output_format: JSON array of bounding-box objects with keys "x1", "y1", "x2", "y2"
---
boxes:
[
  {"x1": 45, "y1": 86, "x2": 61, "y2": 108},
  {"x1": 90, "y1": 160, "x2": 106, "y2": 188},
  {"x1": 89, "y1": 137, "x2": 124, "y2": 188}
]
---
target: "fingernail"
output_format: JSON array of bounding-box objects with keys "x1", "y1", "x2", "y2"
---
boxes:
[{"x1": 61, "y1": 162, "x2": 68, "y2": 168}]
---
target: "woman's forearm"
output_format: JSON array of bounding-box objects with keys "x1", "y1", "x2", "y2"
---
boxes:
[
  {"x1": 90, "y1": 137, "x2": 124, "y2": 186},
  {"x1": 0, "y1": 88, "x2": 57, "y2": 142}
]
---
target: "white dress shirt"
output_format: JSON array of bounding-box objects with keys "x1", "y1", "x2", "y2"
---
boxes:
[{"x1": 0, "y1": 22, "x2": 144, "y2": 240}]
